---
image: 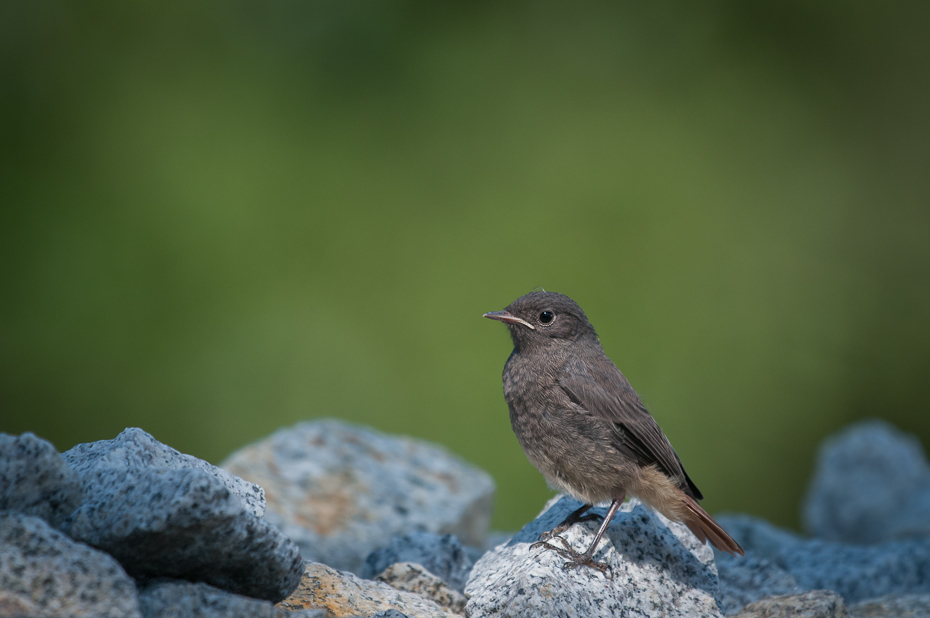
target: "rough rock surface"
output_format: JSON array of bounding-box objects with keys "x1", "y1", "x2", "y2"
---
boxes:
[
  {"x1": 465, "y1": 495, "x2": 723, "y2": 618},
  {"x1": 375, "y1": 562, "x2": 467, "y2": 615},
  {"x1": 847, "y1": 593, "x2": 930, "y2": 618},
  {"x1": 715, "y1": 552, "x2": 801, "y2": 615},
  {"x1": 784, "y1": 539, "x2": 930, "y2": 605},
  {"x1": 221, "y1": 419, "x2": 495, "y2": 574},
  {"x1": 138, "y1": 579, "x2": 328, "y2": 618},
  {"x1": 278, "y1": 561, "x2": 455, "y2": 618},
  {"x1": 0, "y1": 512, "x2": 142, "y2": 618},
  {"x1": 64, "y1": 427, "x2": 265, "y2": 518},
  {"x1": 803, "y1": 419, "x2": 930, "y2": 544},
  {"x1": 732, "y1": 590, "x2": 847, "y2": 618},
  {"x1": 363, "y1": 532, "x2": 474, "y2": 592},
  {"x1": 717, "y1": 514, "x2": 930, "y2": 604},
  {"x1": 0, "y1": 432, "x2": 83, "y2": 527},
  {"x1": 60, "y1": 466, "x2": 304, "y2": 602}
]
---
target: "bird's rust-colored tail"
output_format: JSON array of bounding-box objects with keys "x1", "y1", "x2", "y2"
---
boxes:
[{"x1": 681, "y1": 495, "x2": 744, "y2": 556}]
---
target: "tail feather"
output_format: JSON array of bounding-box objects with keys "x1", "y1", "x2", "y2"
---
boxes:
[{"x1": 682, "y1": 495, "x2": 744, "y2": 557}]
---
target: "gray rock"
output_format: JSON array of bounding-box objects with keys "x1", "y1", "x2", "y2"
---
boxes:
[
  {"x1": 0, "y1": 512, "x2": 142, "y2": 618},
  {"x1": 803, "y1": 420, "x2": 930, "y2": 544},
  {"x1": 884, "y1": 489, "x2": 930, "y2": 541},
  {"x1": 464, "y1": 495, "x2": 723, "y2": 618},
  {"x1": 138, "y1": 580, "x2": 328, "y2": 618},
  {"x1": 278, "y1": 561, "x2": 456, "y2": 618},
  {"x1": 716, "y1": 514, "x2": 930, "y2": 604},
  {"x1": 221, "y1": 419, "x2": 495, "y2": 574},
  {"x1": 732, "y1": 590, "x2": 847, "y2": 618},
  {"x1": 374, "y1": 562, "x2": 467, "y2": 615},
  {"x1": 715, "y1": 552, "x2": 801, "y2": 615},
  {"x1": 64, "y1": 427, "x2": 265, "y2": 518},
  {"x1": 782, "y1": 538, "x2": 930, "y2": 604},
  {"x1": 362, "y1": 533, "x2": 473, "y2": 592},
  {"x1": 61, "y1": 466, "x2": 304, "y2": 602},
  {"x1": 0, "y1": 432, "x2": 83, "y2": 527},
  {"x1": 848, "y1": 593, "x2": 930, "y2": 618},
  {"x1": 364, "y1": 612, "x2": 411, "y2": 618}
]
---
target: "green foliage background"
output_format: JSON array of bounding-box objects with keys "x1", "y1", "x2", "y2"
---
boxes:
[{"x1": 2, "y1": 1, "x2": 929, "y2": 532}]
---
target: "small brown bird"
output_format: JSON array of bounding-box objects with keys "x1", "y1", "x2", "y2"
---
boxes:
[{"x1": 485, "y1": 291, "x2": 743, "y2": 573}]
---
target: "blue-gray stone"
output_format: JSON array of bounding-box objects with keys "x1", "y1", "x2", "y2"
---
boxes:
[
  {"x1": 64, "y1": 427, "x2": 264, "y2": 518},
  {"x1": 138, "y1": 580, "x2": 327, "y2": 618},
  {"x1": 362, "y1": 532, "x2": 473, "y2": 592},
  {"x1": 0, "y1": 512, "x2": 142, "y2": 618},
  {"x1": 717, "y1": 513, "x2": 930, "y2": 604},
  {"x1": 61, "y1": 466, "x2": 304, "y2": 602},
  {"x1": 0, "y1": 432, "x2": 83, "y2": 527},
  {"x1": 803, "y1": 419, "x2": 930, "y2": 544}
]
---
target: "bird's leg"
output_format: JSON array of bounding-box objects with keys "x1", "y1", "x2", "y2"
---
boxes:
[
  {"x1": 532, "y1": 495, "x2": 624, "y2": 577},
  {"x1": 531, "y1": 503, "x2": 601, "y2": 545}
]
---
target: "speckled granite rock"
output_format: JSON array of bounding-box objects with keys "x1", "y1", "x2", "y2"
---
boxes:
[
  {"x1": 716, "y1": 514, "x2": 930, "y2": 604},
  {"x1": 715, "y1": 552, "x2": 801, "y2": 615},
  {"x1": 277, "y1": 561, "x2": 455, "y2": 618},
  {"x1": 732, "y1": 590, "x2": 847, "y2": 618},
  {"x1": 64, "y1": 427, "x2": 265, "y2": 518},
  {"x1": 221, "y1": 419, "x2": 495, "y2": 574},
  {"x1": 803, "y1": 420, "x2": 930, "y2": 544},
  {"x1": 0, "y1": 512, "x2": 141, "y2": 618},
  {"x1": 848, "y1": 593, "x2": 930, "y2": 618},
  {"x1": 60, "y1": 466, "x2": 304, "y2": 602},
  {"x1": 363, "y1": 533, "x2": 473, "y2": 592},
  {"x1": 464, "y1": 495, "x2": 723, "y2": 618},
  {"x1": 138, "y1": 579, "x2": 328, "y2": 618},
  {"x1": 375, "y1": 562, "x2": 467, "y2": 615},
  {"x1": 0, "y1": 432, "x2": 83, "y2": 527}
]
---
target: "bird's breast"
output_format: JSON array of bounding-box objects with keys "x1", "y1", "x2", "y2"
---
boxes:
[{"x1": 501, "y1": 351, "x2": 631, "y2": 504}]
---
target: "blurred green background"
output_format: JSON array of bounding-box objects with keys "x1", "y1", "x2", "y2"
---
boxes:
[{"x1": 2, "y1": 1, "x2": 929, "y2": 533}]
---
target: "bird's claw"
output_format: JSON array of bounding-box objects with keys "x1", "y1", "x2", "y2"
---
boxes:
[
  {"x1": 561, "y1": 555, "x2": 613, "y2": 578},
  {"x1": 530, "y1": 535, "x2": 573, "y2": 552},
  {"x1": 530, "y1": 536, "x2": 613, "y2": 579},
  {"x1": 534, "y1": 528, "x2": 562, "y2": 544}
]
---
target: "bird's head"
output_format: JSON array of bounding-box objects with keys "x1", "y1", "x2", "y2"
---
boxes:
[{"x1": 484, "y1": 291, "x2": 598, "y2": 351}]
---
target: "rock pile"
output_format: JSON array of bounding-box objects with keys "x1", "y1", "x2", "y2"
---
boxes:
[
  {"x1": 0, "y1": 429, "x2": 310, "y2": 617},
  {"x1": 0, "y1": 420, "x2": 495, "y2": 617},
  {"x1": 713, "y1": 419, "x2": 930, "y2": 617},
  {"x1": 2, "y1": 417, "x2": 929, "y2": 617}
]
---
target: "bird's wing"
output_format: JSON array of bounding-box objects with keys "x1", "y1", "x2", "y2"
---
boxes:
[{"x1": 558, "y1": 355, "x2": 703, "y2": 500}]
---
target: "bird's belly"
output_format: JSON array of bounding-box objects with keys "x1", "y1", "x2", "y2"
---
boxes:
[{"x1": 509, "y1": 406, "x2": 636, "y2": 505}]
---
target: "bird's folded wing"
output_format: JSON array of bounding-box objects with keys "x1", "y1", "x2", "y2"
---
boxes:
[{"x1": 558, "y1": 358, "x2": 703, "y2": 500}]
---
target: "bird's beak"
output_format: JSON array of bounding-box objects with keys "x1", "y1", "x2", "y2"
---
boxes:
[{"x1": 483, "y1": 310, "x2": 536, "y2": 330}]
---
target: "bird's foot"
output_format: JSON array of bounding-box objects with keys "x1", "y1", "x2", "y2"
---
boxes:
[{"x1": 530, "y1": 535, "x2": 613, "y2": 579}]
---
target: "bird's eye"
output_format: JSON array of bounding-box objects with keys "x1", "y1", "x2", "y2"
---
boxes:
[{"x1": 539, "y1": 310, "x2": 555, "y2": 324}]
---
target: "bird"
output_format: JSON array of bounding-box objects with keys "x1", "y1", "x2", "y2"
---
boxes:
[{"x1": 484, "y1": 290, "x2": 744, "y2": 573}]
